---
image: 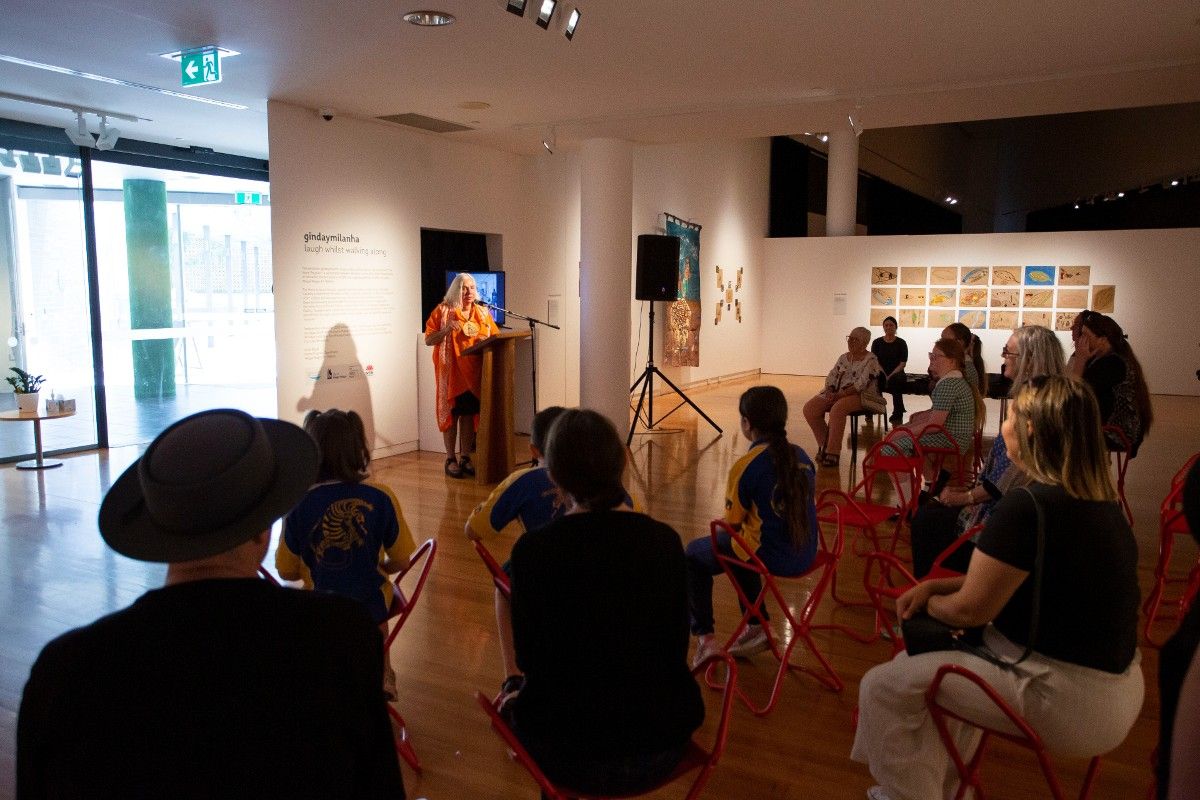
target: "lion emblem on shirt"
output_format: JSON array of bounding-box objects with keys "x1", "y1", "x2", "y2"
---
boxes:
[{"x1": 313, "y1": 498, "x2": 374, "y2": 564}]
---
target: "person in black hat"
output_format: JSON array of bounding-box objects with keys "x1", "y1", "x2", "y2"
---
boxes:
[{"x1": 16, "y1": 409, "x2": 405, "y2": 800}]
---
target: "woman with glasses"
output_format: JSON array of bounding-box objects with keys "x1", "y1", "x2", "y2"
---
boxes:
[
  {"x1": 1070, "y1": 311, "x2": 1153, "y2": 457},
  {"x1": 871, "y1": 316, "x2": 909, "y2": 425},
  {"x1": 909, "y1": 326, "x2": 1065, "y2": 577},
  {"x1": 802, "y1": 326, "x2": 885, "y2": 467},
  {"x1": 853, "y1": 376, "x2": 1143, "y2": 800},
  {"x1": 902, "y1": 337, "x2": 983, "y2": 484}
]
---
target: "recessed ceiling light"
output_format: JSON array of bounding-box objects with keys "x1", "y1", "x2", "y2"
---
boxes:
[
  {"x1": 0, "y1": 53, "x2": 248, "y2": 109},
  {"x1": 159, "y1": 47, "x2": 240, "y2": 62},
  {"x1": 564, "y1": 7, "x2": 581, "y2": 39},
  {"x1": 1171, "y1": 179, "x2": 1180, "y2": 186},
  {"x1": 403, "y1": 10, "x2": 455, "y2": 26},
  {"x1": 1117, "y1": 191, "x2": 1125, "y2": 198}
]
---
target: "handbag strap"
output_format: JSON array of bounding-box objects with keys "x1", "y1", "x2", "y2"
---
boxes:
[
  {"x1": 964, "y1": 485, "x2": 1046, "y2": 670},
  {"x1": 1008, "y1": 485, "x2": 1046, "y2": 666}
]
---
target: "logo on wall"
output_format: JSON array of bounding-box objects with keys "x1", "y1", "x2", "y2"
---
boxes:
[{"x1": 664, "y1": 213, "x2": 701, "y2": 367}]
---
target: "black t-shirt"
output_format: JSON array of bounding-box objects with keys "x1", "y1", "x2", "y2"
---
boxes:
[
  {"x1": 18, "y1": 579, "x2": 404, "y2": 800},
  {"x1": 871, "y1": 337, "x2": 908, "y2": 375},
  {"x1": 510, "y1": 510, "x2": 704, "y2": 762},
  {"x1": 976, "y1": 484, "x2": 1138, "y2": 673}
]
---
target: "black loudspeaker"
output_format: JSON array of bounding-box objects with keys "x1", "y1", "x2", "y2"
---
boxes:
[{"x1": 635, "y1": 234, "x2": 680, "y2": 301}]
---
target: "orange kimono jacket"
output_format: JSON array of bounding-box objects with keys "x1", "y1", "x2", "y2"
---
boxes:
[{"x1": 425, "y1": 303, "x2": 500, "y2": 432}]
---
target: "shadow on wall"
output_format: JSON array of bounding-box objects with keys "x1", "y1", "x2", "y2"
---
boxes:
[{"x1": 296, "y1": 323, "x2": 377, "y2": 450}]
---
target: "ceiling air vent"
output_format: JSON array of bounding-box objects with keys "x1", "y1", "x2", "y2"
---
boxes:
[{"x1": 376, "y1": 113, "x2": 474, "y2": 133}]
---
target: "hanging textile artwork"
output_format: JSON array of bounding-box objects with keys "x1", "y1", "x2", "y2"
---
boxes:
[{"x1": 664, "y1": 214, "x2": 701, "y2": 367}]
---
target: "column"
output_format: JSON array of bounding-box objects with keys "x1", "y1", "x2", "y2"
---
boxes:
[
  {"x1": 579, "y1": 139, "x2": 632, "y2": 430},
  {"x1": 123, "y1": 179, "x2": 176, "y2": 398},
  {"x1": 825, "y1": 130, "x2": 859, "y2": 237}
]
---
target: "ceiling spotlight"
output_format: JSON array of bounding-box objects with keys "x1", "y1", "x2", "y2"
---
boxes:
[
  {"x1": 1171, "y1": 179, "x2": 1180, "y2": 187},
  {"x1": 96, "y1": 115, "x2": 120, "y2": 150},
  {"x1": 564, "y1": 7, "x2": 581, "y2": 39},
  {"x1": 506, "y1": 0, "x2": 528, "y2": 16},
  {"x1": 40, "y1": 155, "x2": 62, "y2": 175},
  {"x1": 819, "y1": 134, "x2": 828, "y2": 143},
  {"x1": 17, "y1": 153, "x2": 41, "y2": 172},
  {"x1": 1117, "y1": 191, "x2": 1125, "y2": 198},
  {"x1": 64, "y1": 157, "x2": 82, "y2": 178},
  {"x1": 0, "y1": 149, "x2": 15, "y2": 168},
  {"x1": 402, "y1": 10, "x2": 455, "y2": 26},
  {"x1": 542, "y1": 126, "x2": 556, "y2": 154},
  {"x1": 535, "y1": 0, "x2": 557, "y2": 29},
  {"x1": 847, "y1": 113, "x2": 863, "y2": 137},
  {"x1": 65, "y1": 111, "x2": 96, "y2": 148},
  {"x1": 1074, "y1": 203, "x2": 1080, "y2": 209}
]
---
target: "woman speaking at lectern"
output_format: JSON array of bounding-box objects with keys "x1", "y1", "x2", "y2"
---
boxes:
[{"x1": 425, "y1": 272, "x2": 500, "y2": 478}]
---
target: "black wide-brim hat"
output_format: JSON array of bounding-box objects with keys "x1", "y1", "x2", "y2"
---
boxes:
[{"x1": 99, "y1": 409, "x2": 319, "y2": 563}]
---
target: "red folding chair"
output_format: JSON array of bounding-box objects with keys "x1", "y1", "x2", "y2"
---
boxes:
[
  {"x1": 383, "y1": 538, "x2": 437, "y2": 772},
  {"x1": 1143, "y1": 453, "x2": 1200, "y2": 647},
  {"x1": 702, "y1": 505, "x2": 847, "y2": 714},
  {"x1": 475, "y1": 652, "x2": 736, "y2": 800},
  {"x1": 474, "y1": 538, "x2": 511, "y2": 598},
  {"x1": 1103, "y1": 425, "x2": 1134, "y2": 527},
  {"x1": 927, "y1": 664, "x2": 1103, "y2": 800},
  {"x1": 861, "y1": 526, "x2": 979, "y2": 655},
  {"x1": 914, "y1": 421, "x2": 975, "y2": 488},
  {"x1": 818, "y1": 429, "x2": 921, "y2": 621}
]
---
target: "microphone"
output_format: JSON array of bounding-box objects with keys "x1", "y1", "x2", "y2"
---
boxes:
[{"x1": 474, "y1": 299, "x2": 493, "y2": 307}]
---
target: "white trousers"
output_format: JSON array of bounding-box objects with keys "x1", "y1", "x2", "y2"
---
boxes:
[{"x1": 851, "y1": 627, "x2": 1144, "y2": 800}]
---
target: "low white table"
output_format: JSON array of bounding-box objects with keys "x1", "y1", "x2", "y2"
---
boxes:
[{"x1": 0, "y1": 408, "x2": 77, "y2": 470}]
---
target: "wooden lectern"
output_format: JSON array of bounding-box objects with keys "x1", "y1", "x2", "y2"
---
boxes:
[{"x1": 462, "y1": 330, "x2": 531, "y2": 484}]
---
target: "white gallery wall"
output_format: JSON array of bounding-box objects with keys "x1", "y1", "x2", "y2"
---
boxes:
[
  {"x1": 762, "y1": 228, "x2": 1200, "y2": 396},
  {"x1": 630, "y1": 138, "x2": 769, "y2": 389},
  {"x1": 268, "y1": 100, "x2": 538, "y2": 455}
]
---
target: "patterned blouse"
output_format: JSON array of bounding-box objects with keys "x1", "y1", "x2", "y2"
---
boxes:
[{"x1": 824, "y1": 352, "x2": 882, "y2": 394}]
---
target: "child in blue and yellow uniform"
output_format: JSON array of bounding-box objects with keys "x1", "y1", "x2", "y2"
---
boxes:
[
  {"x1": 276, "y1": 409, "x2": 416, "y2": 699},
  {"x1": 686, "y1": 385, "x2": 818, "y2": 667}
]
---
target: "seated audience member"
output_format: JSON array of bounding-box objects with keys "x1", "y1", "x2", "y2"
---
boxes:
[
  {"x1": 18, "y1": 410, "x2": 405, "y2": 799},
  {"x1": 1158, "y1": 459, "x2": 1200, "y2": 799},
  {"x1": 853, "y1": 376, "x2": 1142, "y2": 800},
  {"x1": 909, "y1": 325, "x2": 1064, "y2": 576},
  {"x1": 1070, "y1": 311, "x2": 1153, "y2": 456},
  {"x1": 688, "y1": 385, "x2": 818, "y2": 666},
  {"x1": 902, "y1": 337, "x2": 983, "y2": 484},
  {"x1": 276, "y1": 408, "x2": 417, "y2": 700},
  {"x1": 803, "y1": 326, "x2": 885, "y2": 467},
  {"x1": 508, "y1": 409, "x2": 704, "y2": 795},
  {"x1": 939, "y1": 322, "x2": 987, "y2": 395},
  {"x1": 871, "y1": 316, "x2": 909, "y2": 424}
]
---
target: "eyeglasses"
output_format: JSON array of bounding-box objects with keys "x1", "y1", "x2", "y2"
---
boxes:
[
  {"x1": 1001, "y1": 347, "x2": 1019, "y2": 358},
  {"x1": 928, "y1": 351, "x2": 946, "y2": 360}
]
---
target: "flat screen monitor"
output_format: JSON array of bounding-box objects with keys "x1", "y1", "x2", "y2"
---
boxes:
[{"x1": 444, "y1": 270, "x2": 505, "y2": 325}]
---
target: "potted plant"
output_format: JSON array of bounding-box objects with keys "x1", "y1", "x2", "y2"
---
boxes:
[{"x1": 7, "y1": 367, "x2": 46, "y2": 414}]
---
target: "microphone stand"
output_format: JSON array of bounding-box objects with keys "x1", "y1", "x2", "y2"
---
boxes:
[{"x1": 478, "y1": 301, "x2": 559, "y2": 417}]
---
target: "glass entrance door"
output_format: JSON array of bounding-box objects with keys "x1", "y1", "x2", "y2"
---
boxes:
[
  {"x1": 91, "y1": 160, "x2": 276, "y2": 447},
  {"x1": 0, "y1": 145, "x2": 98, "y2": 460}
]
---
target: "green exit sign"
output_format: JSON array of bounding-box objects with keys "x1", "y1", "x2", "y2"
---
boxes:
[
  {"x1": 234, "y1": 192, "x2": 267, "y2": 205},
  {"x1": 181, "y1": 47, "x2": 221, "y2": 87}
]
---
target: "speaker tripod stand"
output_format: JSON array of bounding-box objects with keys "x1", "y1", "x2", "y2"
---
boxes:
[{"x1": 627, "y1": 301, "x2": 722, "y2": 446}]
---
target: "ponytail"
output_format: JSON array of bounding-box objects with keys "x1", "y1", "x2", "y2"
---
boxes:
[{"x1": 766, "y1": 429, "x2": 811, "y2": 552}]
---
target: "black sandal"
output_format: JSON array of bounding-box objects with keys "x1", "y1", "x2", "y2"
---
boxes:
[
  {"x1": 459, "y1": 455, "x2": 476, "y2": 477},
  {"x1": 444, "y1": 456, "x2": 464, "y2": 478}
]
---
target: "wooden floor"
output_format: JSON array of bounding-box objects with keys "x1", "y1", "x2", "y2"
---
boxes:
[{"x1": 0, "y1": 374, "x2": 1196, "y2": 800}]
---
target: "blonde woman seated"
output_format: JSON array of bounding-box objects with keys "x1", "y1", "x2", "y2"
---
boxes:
[
  {"x1": 852, "y1": 376, "x2": 1143, "y2": 800},
  {"x1": 802, "y1": 326, "x2": 885, "y2": 467}
]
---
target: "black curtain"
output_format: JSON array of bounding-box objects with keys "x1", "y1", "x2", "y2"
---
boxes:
[{"x1": 420, "y1": 229, "x2": 489, "y2": 323}]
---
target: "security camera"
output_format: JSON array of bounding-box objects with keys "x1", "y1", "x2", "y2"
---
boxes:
[{"x1": 318, "y1": 108, "x2": 334, "y2": 122}]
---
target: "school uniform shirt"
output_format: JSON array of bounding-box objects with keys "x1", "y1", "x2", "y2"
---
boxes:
[
  {"x1": 467, "y1": 466, "x2": 640, "y2": 539},
  {"x1": 277, "y1": 480, "x2": 416, "y2": 624},
  {"x1": 725, "y1": 440, "x2": 818, "y2": 575}
]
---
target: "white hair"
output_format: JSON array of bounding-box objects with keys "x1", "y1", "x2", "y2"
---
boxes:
[{"x1": 443, "y1": 273, "x2": 476, "y2": 306}]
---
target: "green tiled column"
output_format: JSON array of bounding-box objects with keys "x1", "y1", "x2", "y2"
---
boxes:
[{"x1": 123, "y1": 179, "x2": 175, "y2": 399}]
